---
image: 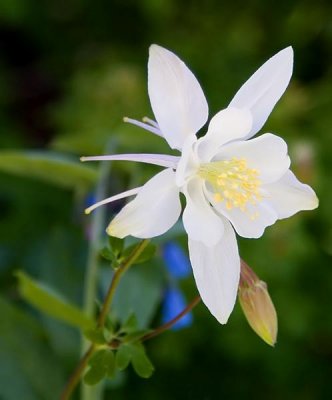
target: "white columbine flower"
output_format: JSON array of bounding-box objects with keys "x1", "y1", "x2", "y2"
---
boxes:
[{"x1": 82, "y1": 45, "x2": 318, "y2": 324}]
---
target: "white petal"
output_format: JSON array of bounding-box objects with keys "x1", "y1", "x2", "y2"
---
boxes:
[
  {"x1": 263, "y1": 170, "x2": 319, "y2": 219},
  {"x1": 188, "y1": 218, "x2": 240, "y2": 324},
  {"x1": 148, "y1": 44, "x2": 209, "y2": 150},
  {"x1": 81, "y1": 153, "x2": 179, "y2": 168},
  {"x1": 210, "y1": 194, "x2": 278, "y2": 239},
  {"x1": 182, "y1": 177, "x2": 224, "y2": 247},
  {"x1": 107, "y1": 168, "x2": 181, "y2": 238},
  {"x1": 229, "y1": 47, "x2": 293, "y2": 138},
  {"x1": 215, "y1": 133, "x2": 290, "y2": 183},
  {"x1": 197, "y1": 107, "x2": 253, "y2": 161}
]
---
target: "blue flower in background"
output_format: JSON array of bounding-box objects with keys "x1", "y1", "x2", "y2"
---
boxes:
[
  {"x1": 161, "y1": 241, "x2": 193, "y2": 330},
  {"x1": 162, "y1": 287, "x2": 193, "y2": 330},
  {"x1": 162, "y1": 242, "x2": 191, "y2": 279}
]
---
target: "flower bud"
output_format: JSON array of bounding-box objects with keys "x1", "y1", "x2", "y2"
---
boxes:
[{"x1": 238, "y1": 260, "x2": 278, "y2": 346}]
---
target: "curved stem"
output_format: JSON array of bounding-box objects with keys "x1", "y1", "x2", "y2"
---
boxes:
[
  {"x1": 98, "y1": 239, "x2": 150, "y2": 327},
  {"x1": 61, "y1": 239, "x2": 150, "y2": 400},
  {"x1": 142, "y1": 295, "x2": 201, "y2": 342},
  {"x1": 60, "y1": 345, "x2": 95, "y2": 400}
]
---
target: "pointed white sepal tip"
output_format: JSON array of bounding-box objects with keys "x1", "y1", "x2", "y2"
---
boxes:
[
  {"x1": 312, "y1": 194, "x2": 319, "y2": 209},
  {"x1": 149, "y1": 43, "x2": 163, "y2": 54},
  {"x1": 278, "y1": 45, "x2": 294, "y2": 64},
  {"x1": 217, "y1": 314, "x2": 230, "y2": 325}
]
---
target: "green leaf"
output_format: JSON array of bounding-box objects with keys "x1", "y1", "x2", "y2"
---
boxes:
[
  {"x1": 100, "y1": 246, "x2": 121, "y2": 269},
  {"x1": 115, "y1": 345, "x2": 132, "y2": 371},
  {"x1": 104, "y1": 350, "x2": 116, "y2": 378},
  {"x1": 0, "y1": 150, "x2": 97, "y2": 190},
  {"x1": 129, "y1": 343, "x2": 154, "y2": 378},
  {"x1": 121, "y1": 313, "x2": 139, "y2": 333},
  {"x1": 84, "y1": 365, "x2": 106, "y2": 386},
  {"x1": 100, "y1": 247, "x2": 115, "y2": 262},
  {"x1": 16, "y1": 271, "x2": 94, "y2": 330},
  {"x1": 121, "y1": 243, "x2": 156, "y2": 264},
  {"x1": 84, "y1": 327, "x2": 107, "y2": 344},
  {"x1": 84, "y1": 350, "x2": 116, "y2": 385},
  {"x1": 109, "y1": 236, "x2": 124, "y2": 255}
]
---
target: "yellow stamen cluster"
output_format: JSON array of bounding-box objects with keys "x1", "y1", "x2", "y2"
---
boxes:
[{"x1": 198, "y1": 157, "x2": 262, "y2": 216}]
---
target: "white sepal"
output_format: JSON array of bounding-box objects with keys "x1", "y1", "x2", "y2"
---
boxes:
[
  {"x1": 148, "y1": 44, "x2": 208, "y2": 150},
  {"x1": 188, "y1": 218, "x2": 240, "y2": 324},
  {"x1": 229, "y1": 47, "x2": 293, "y2": 138},
  {"x1": 107, "y1": 168, "x2": 181, "y2": 238}
]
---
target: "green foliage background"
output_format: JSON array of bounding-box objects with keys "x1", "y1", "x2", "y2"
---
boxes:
[{"x1": 0, "y1": 0, "x2": 331, "y2": 399}]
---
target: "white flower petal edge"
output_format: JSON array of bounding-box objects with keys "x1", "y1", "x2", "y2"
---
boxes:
[
  {"x1": 229, "y1": 47, "x2": 293, "y2": 139},
  {"x1": 148, "y1": 44, "x2": 209, "y2": 150},
  {"x1": 263, "y1": 170, "x2": 319, "y2": 219},
  {"x1": 197, "y1": 107, "x2": 253, "y2": 162},
  {"x1": 188, "y1": 218, "x2": 240, "y2": 324},
  {"x1": 107, "y1": 168, "x2": 181, "y2": 238}
]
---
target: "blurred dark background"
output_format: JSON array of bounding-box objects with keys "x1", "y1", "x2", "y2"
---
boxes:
[{"x1": 0, "y1": 0, "x2": 331, "y2": 399}]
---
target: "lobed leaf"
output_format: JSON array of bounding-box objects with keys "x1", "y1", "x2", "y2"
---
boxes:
[
  {"x1": 129, "y1": 343, "x2": 154, "y2": 378},
  {"x1": 115, "y1": 345, "x2": 132, "y2": 371},
  {"x1": 84, "y1": 349, "x2": 116, "y2": 385}
]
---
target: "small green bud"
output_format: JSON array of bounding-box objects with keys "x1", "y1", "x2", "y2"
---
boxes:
[{"x1": 238, "y1": 261, "x2": 278, "y2": 347}]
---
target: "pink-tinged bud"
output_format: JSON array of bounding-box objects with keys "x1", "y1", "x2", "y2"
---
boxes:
[{"x1": 238, "y1": 260, "x2": 278, "y2": 347}]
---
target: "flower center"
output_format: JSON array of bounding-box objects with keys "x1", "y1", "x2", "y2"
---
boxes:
[{"x1": 198, "y1": 158, "x2": 262, "y2": 217}]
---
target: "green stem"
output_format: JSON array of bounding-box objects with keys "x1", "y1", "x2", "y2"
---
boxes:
[
  {"x1": 98, "y1": 239, "x2": 150, "y2": 327},
  {"x1": 142, "y1": 295, "x2": 201, "y2": 342},
  {"x1": 60, "y1": 345, "x2": 95, "y2": 400},
  {"x1": 61, "y1": 239, "x2": 150, "y2": 400}
]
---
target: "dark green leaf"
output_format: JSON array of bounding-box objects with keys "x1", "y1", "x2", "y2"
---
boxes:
[
  {"x1": 109, "y1": 236, "x2": 124, "y2": 255},
  {"x1": 85, "y1": 349, "x2": 116, "y2": 385},
  {"x1": 0, "y1": 150, "x2": 97, "y2": 190},
  {"x1": 89, "y1": 349, "x2": 107, "y2": 367},
  {"x1": 104, "y1": 350, "x2": 116, "y2": 378},
  {"x1": 121, "y1": 243, "x2": 156, "y2": 264},
  {"x1": 121, "y1": 313, "x2": 138, "y2": 333},
  {"x1": 84, "y1": 365, "x2": 105, "y2": 386},
  {"x1": 100, "y1": 247, "x2": 115, "y2": 262},
  {"x1": 16, "y1": 271, "x2": 94, "y2": 330},
  {"x1": 115, "y1": 345, "x2": 132, "y2": 371}
]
